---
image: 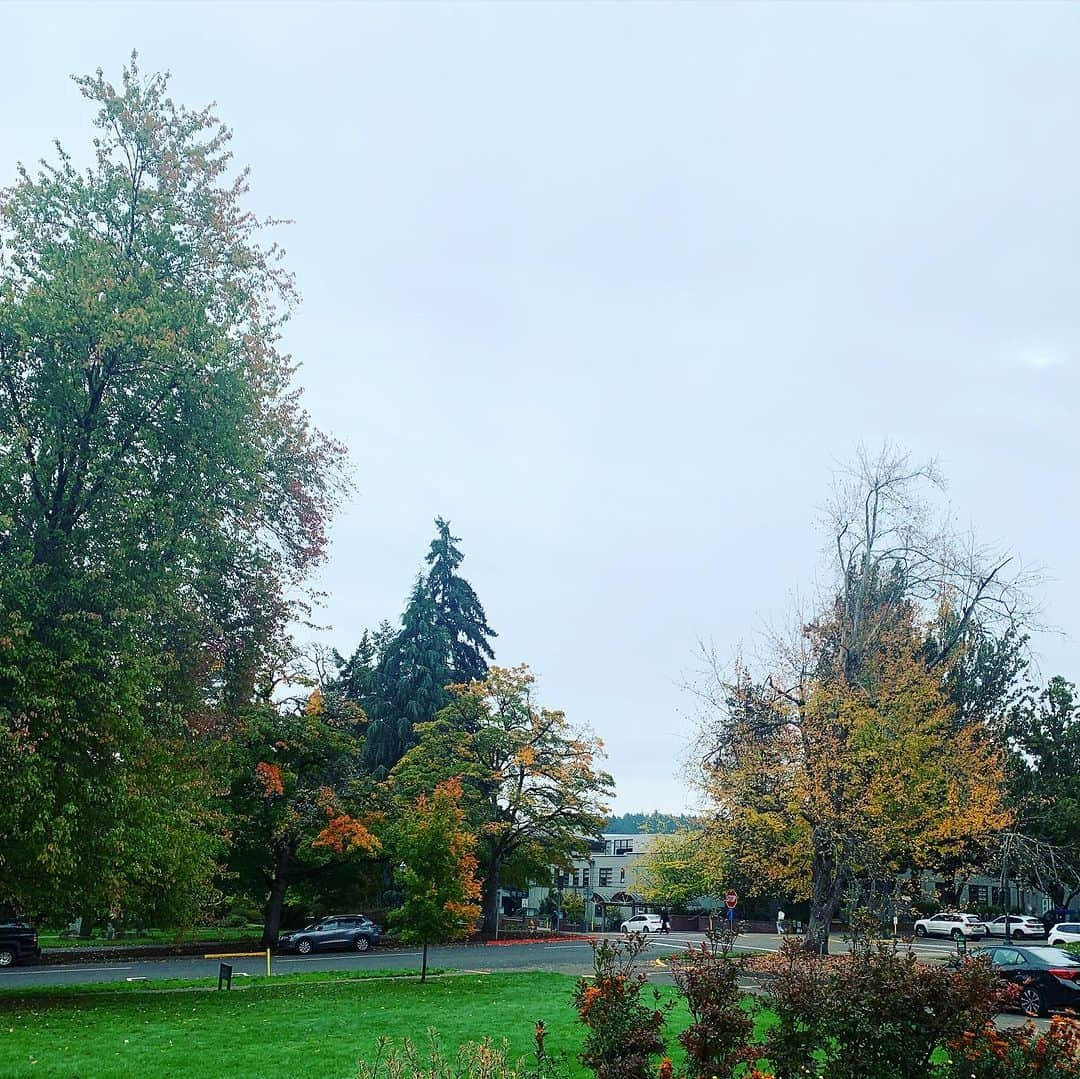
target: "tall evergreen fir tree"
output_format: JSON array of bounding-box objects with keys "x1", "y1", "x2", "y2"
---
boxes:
[
  {"x1": 425, "y1": 517, "x2": 497, "y2": 683},
  {"x1": 362, "y1": 579, "x2": 452, "y2": 773},
  {"x1": 331, "y1": 630, "x2": 376, "y2": 704}
]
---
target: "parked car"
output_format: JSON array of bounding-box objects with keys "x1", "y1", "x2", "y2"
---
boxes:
[
  {"x1": 0, "y1": 922, "x2": 41, "y2": 968},
  {"x1": 980, "y1": 944, "x2": 1080, "y2": 1016},
  {"x1": 1047, "y1": 922, "x2": 1080, "y2": 948},
  {"x1": 620, "y1": 913, "x2": 663, "y2": 934},
  {"x1": 276, "y1": 915, "x2": 381, "y2": 955},
  {"x1": 982, "y1": 914, "x2": 1046, "y2": 940},
  {"x1": 913, "y1": 912, "x2": 988, "y2": 941}
]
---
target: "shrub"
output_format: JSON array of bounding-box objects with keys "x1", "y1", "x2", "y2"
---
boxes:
[
  {"x1": 669, "y1": 934, "x2": 756, "y2": 1079},
  {"x1": 748, "y1": 937, "x2": 1007, "y2": 1079},
  {"x1": 939, "y1": 1016, "x2": 1080, "y2": 1079},
  {"x1": 573, "y1": 935, "x2": 670, "y2": 1079}
]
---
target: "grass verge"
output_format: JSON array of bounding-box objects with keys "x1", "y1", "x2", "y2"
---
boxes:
[{"x1": 0, "y1": 971, "x2": 736, "y2": 1078}]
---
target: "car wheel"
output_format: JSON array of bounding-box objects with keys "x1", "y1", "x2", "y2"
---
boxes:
[
  {"x1": 1018, "y1": 986, "x2": 1045, "y2": 1017},
  {"x1": 297, "y1": 939, "x2": 313, "y2": 955},
  {"x1": 951, "y1": 929, "x2": 964, "y2": 942},
  {"x1": 354, "y1": 935, "x2": 370, "y2": 953},
  {"x1": 914, "y1": 925, "x2": 926, "y2": 938},
  {"x1": 0, "y1": 948, "x2": 14, "y2": 968}
]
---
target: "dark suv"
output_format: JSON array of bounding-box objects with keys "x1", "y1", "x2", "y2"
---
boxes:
[
  {"x1": 0, "y1": 922, "x2": 42, "y2": 968},
  {"x1": 277, "y1": 915, "x2": 381, "y2": 955}
]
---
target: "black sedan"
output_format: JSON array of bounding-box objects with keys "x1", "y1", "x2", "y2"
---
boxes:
[
  {"x1": 980, "y1": 944, "x2": 1080, "y2": 1016},
  {"x1": 277, "y1": 915, "x2": 381, "y2": 955}
]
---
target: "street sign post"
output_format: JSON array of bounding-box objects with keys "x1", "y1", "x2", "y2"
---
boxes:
[{"x1": 725, "y1": 890, "x2": 738, "y2": 909}]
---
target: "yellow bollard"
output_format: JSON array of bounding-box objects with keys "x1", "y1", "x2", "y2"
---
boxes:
[{"x1": 266, "y1": 948, "x2": 271, "y2": 977}]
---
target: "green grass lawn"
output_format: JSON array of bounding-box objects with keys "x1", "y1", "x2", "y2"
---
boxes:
[
  {"x1": 0, "y1": 971, "x2": 747, "y2": 1079},
  {"x1": 37, "y1": 926, "x2": 264, "y2": 950}
]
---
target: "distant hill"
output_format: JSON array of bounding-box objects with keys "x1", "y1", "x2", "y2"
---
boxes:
[{"x1": 605, "y1": 811, "x2": 700, "y2": 834}]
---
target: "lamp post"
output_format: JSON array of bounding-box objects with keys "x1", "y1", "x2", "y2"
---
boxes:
[{"x1": 1002, "y1": 840, "x2": 1012, "y2": 943}]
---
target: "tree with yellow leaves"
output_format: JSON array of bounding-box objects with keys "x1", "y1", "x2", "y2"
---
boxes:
[{"x1": 694, "y1": 449, "x2": 1025, "y2": 952}]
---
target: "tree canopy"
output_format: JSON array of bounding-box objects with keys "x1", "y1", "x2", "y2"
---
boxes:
[
  {"x1": 0, "y1": 56, "x2": 345, "y2": 920},
  {"x1": 692, "y1": 450, "x2": 1025, "y2": 950},
  {"x1": 393, "y1": 664, "x2": 613, "y2": 934}
]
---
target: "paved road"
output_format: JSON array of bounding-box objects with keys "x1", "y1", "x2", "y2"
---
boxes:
[{"x1": 0, "y1": 930, "x2": 1049, "y2": 1031}]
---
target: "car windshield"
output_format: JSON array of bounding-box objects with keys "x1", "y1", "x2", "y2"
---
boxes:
[{"x1": 1023, "y1": 947, "x2": 1080, "y2": 966}]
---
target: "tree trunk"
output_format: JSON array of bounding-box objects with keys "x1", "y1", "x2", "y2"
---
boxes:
[
  {"x1": 78, "y1": 910, "x2": 96, "y2": 940},
  {"x1": 806, "y1": 840, "x2": 840, "y2": 955},
  {"x1": 481, "y1": 856, "x2": 503, "y2": 936},
  {"x1": 261, "y1": 842, "x2": 292, "y2": 948},
  {"x1": 420, "y1": 941, "x2": 428, "y2": 983}
]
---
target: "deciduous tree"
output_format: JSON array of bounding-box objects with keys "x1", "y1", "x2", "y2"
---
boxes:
[
  {"x1": 225, "y1": 689, "x2": 380, "y2": 946},
  {"x1": 0, "y1": 56, "x2": 345, "y2": 920},
  {"x1": 388, "y1": 777, "x2": 481, "y2": 981},
  {"x1": 394, "y1": 665, "x2": 613, "y2": 935},
  {"x1": 693, "y1": 450, "x2": 1023, "y2": 952}
]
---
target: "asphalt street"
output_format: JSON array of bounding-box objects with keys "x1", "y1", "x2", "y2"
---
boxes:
[{"x1": 0, "y1": 931, "x2": 1050, "y2": 1032}]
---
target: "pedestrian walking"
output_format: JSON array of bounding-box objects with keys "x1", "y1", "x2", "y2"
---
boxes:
[
  {"x1": 660, "y1": 908, "x2": 670, "y2": 934},
  {"x1": 776, "y1": 909, "x2": 785, "y2": 936}
]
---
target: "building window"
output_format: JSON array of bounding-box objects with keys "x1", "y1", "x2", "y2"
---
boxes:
[
  {"x1": 570, "y1": 871, "x2": 579, "y2": 889},
  {"x1": 968, "y1": 885, "x2": 988, "y2": 906},
  {"x1": 599, "y1": 868, "x2": 612, "y2": 887},
  {"x1": 614, "y1": 839, "x2": 633, "y2": 855},
  {"x1": 619, "y1": 868, "x2": 625, "y2": 884},
  {"x1": 582, "y1": 868, "x2": 590, "y2": 888}
]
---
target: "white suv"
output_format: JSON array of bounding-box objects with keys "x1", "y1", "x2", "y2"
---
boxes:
[
  {"x1": 913, "y1": 912, "x2": 988, "y2": 941},
  {"x1": 1048, "y1": 923, "x2": 1080, "y2": 947},
  {"x1": 982, "y1": 915, "x2": 1046, "y2": 940},
  {"x1": 621, "y1": 913, "x2": 663, "y2": 934}
]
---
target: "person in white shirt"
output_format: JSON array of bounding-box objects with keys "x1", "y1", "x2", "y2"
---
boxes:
[{"x1": 776, "y1": 909, "x2": 785, "y2": 936}]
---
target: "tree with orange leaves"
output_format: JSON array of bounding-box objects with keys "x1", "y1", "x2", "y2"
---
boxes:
[{"x1": 389, "y1": 778, "x2": 481, "y2": 981}]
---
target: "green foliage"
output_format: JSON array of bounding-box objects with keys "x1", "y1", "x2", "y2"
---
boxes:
[
  {"x1": 605, "y1": 812, "x2": 700, "y2": 835},
  {"x1": 393, "y1": 665, "x2": 613, "y2": 934},
  {"x1": 388, "y1": 778, "x2": 481, "y2": 981},
  {"x1": 361, "y1": 518, "x2": 496, "y2": 773},
  {"x1": 749, "y1": 938, "x2": 1005, "y2": 1079},
  {"x1": 669, "y1": 941, "x2": 755, "y2": 1079},
  {"x1": 425, "y1": 516, "x2": 497, "y2": 684},
  {"x1": 364, "y1": 578, "x2": 452, "y2": 772},
  {"x1": 1005, "y1": 676, "x2": 1080, "y2": 904},
  {"x1": 573, "y1": 935, "x2": 670, "y2": 1079},
  {"x1": 223, "y1": 694, "x2": 380, "y2": 945},
  {"x1": 638, "y1": 830, "x2": 726, "y2": 912},
  {"x1": 0, "y1": 56, "x2": 343, "y2": 921}
]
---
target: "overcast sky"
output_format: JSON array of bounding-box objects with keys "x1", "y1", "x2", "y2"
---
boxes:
[{"x1": 4, "y1": 1, "x2": 1078, "y2": 813}]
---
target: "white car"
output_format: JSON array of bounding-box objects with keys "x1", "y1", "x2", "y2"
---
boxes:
[
  {"x1": 621, "y1": 913, "x2": 663, "y2": 934},
  {"x1": 1048, "y1": 922, "x2": 1080, "y2": 947},
  {"x1": 913, "y1": 912, "x2": 988, "y2": 941},
  {"x1": 983, "y1": 915, "x2": 1046, "y2": 940}
]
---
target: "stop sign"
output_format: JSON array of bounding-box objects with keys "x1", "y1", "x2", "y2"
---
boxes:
[{"x1": 725, "y1": 890, "x2": 738, "y2": 909}]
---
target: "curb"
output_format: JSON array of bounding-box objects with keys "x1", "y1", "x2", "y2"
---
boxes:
[{"x1": 486, "y1": 935, "x2": 596, "y2": 947}]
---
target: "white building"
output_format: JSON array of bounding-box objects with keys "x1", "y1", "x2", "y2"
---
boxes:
[{"x1": 521, "y1": 832, "x2": 660, "y2": 927}]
